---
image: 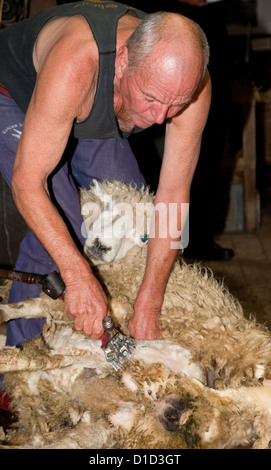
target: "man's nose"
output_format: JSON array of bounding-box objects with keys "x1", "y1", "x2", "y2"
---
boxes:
[{"x1": 152, "y1": 104, "x2": 168, "y2": 124}]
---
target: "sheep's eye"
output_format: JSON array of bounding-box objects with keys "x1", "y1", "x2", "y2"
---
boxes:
[{"x1": 141, "y1": 234, "x2": 148, "y2": 243}]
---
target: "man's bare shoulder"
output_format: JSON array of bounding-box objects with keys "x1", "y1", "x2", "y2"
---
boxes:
[
  {"x1": 31, "y1": 15, "x2": 99, "y2": 123},
  {"x1": 33, "y1": 15, "x2": 98, "y2": 74}
]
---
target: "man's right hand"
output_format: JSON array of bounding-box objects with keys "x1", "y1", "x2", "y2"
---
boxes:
[{"x1": 62, "y1": 268, "x2": 109, "y2": 339}]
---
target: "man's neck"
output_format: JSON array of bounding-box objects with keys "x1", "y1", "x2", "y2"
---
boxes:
[{"x1": 113, "y1": 83, "x2": 134, "y2": 133}]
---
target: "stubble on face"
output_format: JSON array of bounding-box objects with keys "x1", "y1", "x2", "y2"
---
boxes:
[{"x1": 113, "y1": 71, "x2": 136, "y2": 133}]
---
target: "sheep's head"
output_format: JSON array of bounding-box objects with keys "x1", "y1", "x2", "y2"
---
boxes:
[{"x1": 80, "y1": 180, "x2": 154, "y2": 265}]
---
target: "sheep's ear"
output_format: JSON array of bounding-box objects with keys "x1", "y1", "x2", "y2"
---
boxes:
[
  {"x1": 92, "y1": 179, "x2": 105, "y2": 199},
  {"x1": 90, "y1": 180, "x2": 114, "y2": 212},
  {"x1": 80, "y1": 186, "x2": 100, "y2": 213}
]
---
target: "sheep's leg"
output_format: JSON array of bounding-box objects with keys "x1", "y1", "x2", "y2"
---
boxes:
[
  {"x1": 0, "y1": 297, "x2": 44, "y2": 325},
  {"x1": 0, "y1": 346, "x2": 74, "y2": 373},
  {"x1": 0, "y1": 422, "x2": 110, "y2": 449},
  {"x1": 0, "y1": 326, "x2": 109, "y2": 374}
]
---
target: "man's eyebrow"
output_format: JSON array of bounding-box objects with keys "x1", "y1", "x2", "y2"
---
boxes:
[
  {"x1": 141, "y1": 90, "x2": 164, "y2": 103},
  {"x1": 138, "y1": 85, "x2": 164, "y2": 104},
  {"x1": 141, "y1": 90, "x2": 186, "y2": 107}
]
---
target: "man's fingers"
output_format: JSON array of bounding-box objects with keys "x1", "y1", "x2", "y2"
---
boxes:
[
  {"x1": 83, "y1": 314, "x2": 104, "y2": 338},
  {"x1": 63, "y1": 282, "x2": 108, "y2": 338},
  {"x1": 74, "y1": 314, "x2": 84, "y2": 331}
]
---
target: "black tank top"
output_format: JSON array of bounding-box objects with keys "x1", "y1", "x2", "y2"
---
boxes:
[{"x1": 0, "y1": 1, "x2": 146, "y2": 139}]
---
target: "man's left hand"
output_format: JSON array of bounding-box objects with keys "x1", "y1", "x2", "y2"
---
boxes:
[{"x1": 128, "y1": 292, "x2": 162, "y2": 340}]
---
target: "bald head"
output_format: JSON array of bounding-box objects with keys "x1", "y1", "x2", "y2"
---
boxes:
[{"x1": 126, "y1": 12, "x2": 209, "y2": 85}]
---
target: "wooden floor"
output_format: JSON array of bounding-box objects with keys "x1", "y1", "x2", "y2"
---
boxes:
[{"x1": 200, "y1": 188, "x2": 271, "y2": 331}]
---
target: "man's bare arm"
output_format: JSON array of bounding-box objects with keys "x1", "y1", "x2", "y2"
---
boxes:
[
  {"x1": 129, "y1": 71, "x2": 212, "y2": 339},
  {"x1": 12, "y1": 27, "x2": 108, "y2": 338}
]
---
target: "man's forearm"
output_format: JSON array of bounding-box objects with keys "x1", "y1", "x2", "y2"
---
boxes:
[
  {"x1": 129, "y1": 228, "x2": 180, "y2": 340},
  {"x1": 11, "y1": 178, "x2": 91, "y2": 283},
  {"x1": 143, "y1": 235, "x2": 178, "y2": 294},
  {"x1": 138, "y1": 194, "x2": 184, "y2": 302}
]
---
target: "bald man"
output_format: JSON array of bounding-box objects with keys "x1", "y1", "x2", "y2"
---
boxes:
[{"x1": 0, "y1": 1, "x2": 211, "y2": 345}]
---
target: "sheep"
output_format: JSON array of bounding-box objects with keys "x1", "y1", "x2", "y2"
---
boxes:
[
  {"x1": 81, "y1": 181, "x2": 271, "y2": 389},
  {"x1": 1, "y1": 180, "x2": 271, "y2": 449}
]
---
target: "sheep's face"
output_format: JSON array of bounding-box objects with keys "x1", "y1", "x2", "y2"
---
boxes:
[{"x1": 80, "y1": 181, "x2": 154, "y2": 265}]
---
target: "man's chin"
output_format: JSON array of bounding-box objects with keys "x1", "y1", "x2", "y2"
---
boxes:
[{"x1": 133, "y1": 118, "x2": 152, "y2": 129}]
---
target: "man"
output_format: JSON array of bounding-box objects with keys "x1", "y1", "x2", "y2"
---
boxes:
[{"x1": 0, "y1": 0, "x2": 211, "y2": 345}]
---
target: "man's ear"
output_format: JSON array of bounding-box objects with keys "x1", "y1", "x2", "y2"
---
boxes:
[{"x1": 115, "y1": 45, "x2": 128, "y2": 78}]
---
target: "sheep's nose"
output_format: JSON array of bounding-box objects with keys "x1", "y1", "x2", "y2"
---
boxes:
[
  {"x1": 92, "y1": 238, "x2": 111, "y2": 254},
  {"x1": 85, "y1": 238, "x2": 111, "y2": 260}
]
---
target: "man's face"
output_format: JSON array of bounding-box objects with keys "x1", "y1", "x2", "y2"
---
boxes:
[{"x1": 118, "y1": 52, "x2": 200, "y2": 129}]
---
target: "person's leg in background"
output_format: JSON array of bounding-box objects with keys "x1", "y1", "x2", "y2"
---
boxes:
[{"x1": 178, "y1": 0, "x2": 234, "y2": 260}]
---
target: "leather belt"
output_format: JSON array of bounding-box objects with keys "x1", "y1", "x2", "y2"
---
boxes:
[{"x1": 0, "y1": 84, "x2": 12, "y2": 98}]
